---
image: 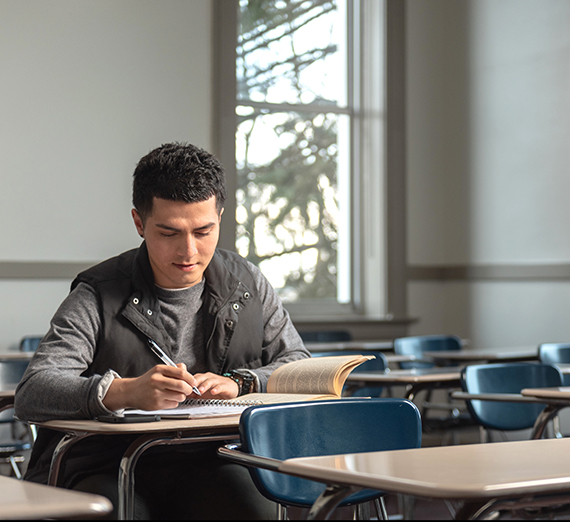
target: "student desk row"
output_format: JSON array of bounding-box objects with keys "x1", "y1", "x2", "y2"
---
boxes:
[{"x1": 279, "y1": 436, "x2": 570, "y2": 520}]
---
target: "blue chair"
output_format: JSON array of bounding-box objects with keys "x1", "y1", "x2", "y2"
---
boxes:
[
  {"x1": 217, "y1": 398, "x2": 422, "y2": 520},
  {"x1": 299, "y1": 330, "x2": 352, "y2": 343},
  {"x1": 0, "y1": 359, "x2": 33, "y2": 478},
  {"x1": 19, "y1": 336, "x2": 43, "y2": 352},
  {"x1": 393, "y1": 335, "x2": 467, "y2": 433},
  {"x1": 538, "y1": 343, "x2": 570, "y2": 385},
  {"x1": 311, "y1": 350, "x2": 388, "y2": 397},
  {"x1": 460, "y1": 362, "x2": 564, "y2": 442},
  {"x1": 393, "y1": 334, "x2": 463, "y2": 370}
]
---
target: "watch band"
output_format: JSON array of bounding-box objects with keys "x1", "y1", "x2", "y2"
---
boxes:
[{"x1": 223, "y1": 370, "x2": 255, "y2": 396}]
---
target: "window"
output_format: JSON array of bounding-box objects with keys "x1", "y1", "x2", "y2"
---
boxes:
[{"x1": 215, "y1": 0, "x2": 387, "y2": 320}]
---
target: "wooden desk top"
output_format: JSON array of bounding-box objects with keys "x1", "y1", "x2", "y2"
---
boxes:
[
  {"x1": 0, "y1": 474, "x2": 112, "y2": 519},
  {"x1": 0, "y1": 352, "x2": 34, "y2": 361},
  {"x1": 346, "y1": 366, "x2": 463, "y2": 384},
  {"x1": 38, "y1": 414, "x2": 241, "y2": 434},
  {"x1": 305, "y1": 340, "x2": 394, "y2": 352},
  {"x1": 279, "y1": 437, "x2": 570, "y2": 501},
  {"x1": 423, "y1": 346, "x2": 538, "y2": 363},
  {"x1": 521, "y1": 386, "x2": 570, "y2": 400}
]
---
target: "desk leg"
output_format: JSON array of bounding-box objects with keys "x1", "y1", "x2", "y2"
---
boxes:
[
  {"x1": 531, "y1": 405, "x2": 562, "y2": 440},
  {"x1": 305, "y1": 484, "x2": 357, "y2": 520},
  {"x1": 48, "y1": 432, "x2": 91, "y2": 487},
  {"x1": 118, "y1": 432, "x2": 236, "y2": 520}
]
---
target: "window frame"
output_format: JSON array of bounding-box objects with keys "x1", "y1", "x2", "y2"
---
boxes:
[{"x1": 213, "y1": 0, "x2": 407, "y2": 327}]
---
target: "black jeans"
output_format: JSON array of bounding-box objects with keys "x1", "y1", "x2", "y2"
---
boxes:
[{"x1": 70, "y1": 442, "x2": 278, "y2": 520}]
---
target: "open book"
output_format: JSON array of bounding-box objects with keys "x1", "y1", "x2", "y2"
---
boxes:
[{"x1": 121, "y1": 354, "x2": 373, "y2": 419}]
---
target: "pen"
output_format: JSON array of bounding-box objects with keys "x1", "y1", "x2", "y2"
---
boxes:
[{"x1": 147, "y1": 338, "x2": 201, "y2": 396}]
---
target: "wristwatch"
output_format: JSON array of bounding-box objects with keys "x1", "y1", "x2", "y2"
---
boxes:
[{"x1": 223, "y1": 370, "x2": 255, "y2": 396}]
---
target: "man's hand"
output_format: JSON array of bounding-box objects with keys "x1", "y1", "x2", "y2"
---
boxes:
[
  {"x1": 103, "y1": 363, "x2": 200, "y2": 411},
  {"x1": 193, "y1": 372, "x2": 240, "y2": 399}
]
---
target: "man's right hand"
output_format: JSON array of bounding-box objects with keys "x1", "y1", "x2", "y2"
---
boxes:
[{"x1": 102, "y1": 363, "x2": 199, "y2": 412}]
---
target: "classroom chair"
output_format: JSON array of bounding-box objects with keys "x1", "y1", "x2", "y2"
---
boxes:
[
  {"x1": 393, "y1": 334, "x2": 470, "y2": 438},
  {"x1": 0, "y1": 360, "x2": 34, "y2": 479},
  {"x1": 538, "y1": 343, "x2": 570, "y2": 385},
  {"x1": 298, "y1": 330, "x2": 352, "y2": 343},
  {"x1": 310, "y1": 350, "x2": 388, "y2": 397},
  {"x1": 217, "y1": 398, "x2": 422, "y2": 520},
  {"x1": 460, "y1": 362, "x2": 564, "y2": 442},
  {"x1": 19, "y1": 336, "x2": 43, "y2": 352}
]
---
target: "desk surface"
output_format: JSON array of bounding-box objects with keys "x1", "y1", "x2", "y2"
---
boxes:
[
  {"x1": 0, "y1": 474, "x2": 112, "y2": 520},
  {"x1": 305, "y1": 340, "x2": 394, "y2": 352},
  {"x1": 521, "y1": 386, "x2": 570, "y2": 400},
  {"x1": 346, "y1": 366, "x2": 462, "y2": 384},
  {"x1": 39, "y1": 414, "x2": 241, "y2": 434},
  {"x1": 0, "y1": 352, "x2": 34, "y2": 361},
  {"x1": 279, "y1": 436, "x2": 570, "y2": 501},
  {"x1": 423, "y1": 346, "x2": 538, "y2": 363}
]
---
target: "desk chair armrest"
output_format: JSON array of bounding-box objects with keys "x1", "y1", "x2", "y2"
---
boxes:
[{"x1": 217, "y1": 443, "x2": 282, "y2": 472}]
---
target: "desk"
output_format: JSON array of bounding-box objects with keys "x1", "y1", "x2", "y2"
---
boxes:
[
  {"x1": 0, "y1": 352, "x2": 34, "y2": 362},
  {"x1": 423, "y1": 346, "x2": 538, "y2": 366},
  {"x1": 305, "y1": 340, "x2": 394, "y2": 352},
  {"x1": 38, "y1": 415, "x2": 241, "y2": 520},
  {"x1": 345, "y1": 367, "x2": 462, "y2": 402},
  {"x1": 279, "y1": 437, "x2": 570, "y2": 520},
  {"x1": 0, "y1": 473, "x2": 112, "y2": 519},
  {"x1": 451, "y1": 390, "x2": 570, "y2": 439}
]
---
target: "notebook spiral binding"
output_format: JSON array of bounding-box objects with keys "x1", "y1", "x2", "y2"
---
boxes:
[{"x1": 181, "y1": 398, "x2": 263, "y2": 407}]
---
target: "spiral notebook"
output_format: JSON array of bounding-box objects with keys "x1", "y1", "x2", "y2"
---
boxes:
[{"x1": 125, "y1": 397, "x2": 264, "y2": 419}]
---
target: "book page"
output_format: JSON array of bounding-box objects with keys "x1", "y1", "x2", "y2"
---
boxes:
[{"x1": 266, "y1": 355, "x2": 373, "y2": 396}]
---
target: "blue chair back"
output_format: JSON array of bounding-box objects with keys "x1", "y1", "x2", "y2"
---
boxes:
[
  {"x1": 393, "y1": 334, "x2": 462, "y2": 369},
  {"x1": 311, "y1": 350, "x2": 388, "y2": 397},
  {"x1": 239, "y1": 398, "x2": 422, "y2": 508},
  {"x1": 0, "y1": 360, "x2": 29, "y2": 391},
  {"x1": 299, "y1": 331, "x2": 352, "y2": 343},
  {"x1": 19, "y1": 336, "x2": 42, "y2": 352},
  {"x1": 539, "y1": 343, "x2": 570, "y2": 385},
  {"x1": 460, "y1": 362, "x2": 563, "y2": 431}
]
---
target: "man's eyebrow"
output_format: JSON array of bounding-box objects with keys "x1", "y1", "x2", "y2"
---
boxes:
[{"x1": 155, "y1": 222, "x2": 216, "y2": 232}]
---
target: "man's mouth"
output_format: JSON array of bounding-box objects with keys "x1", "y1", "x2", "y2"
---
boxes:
[{"x1": 174, "y1": 263, "x2": 196, "y2": 272}]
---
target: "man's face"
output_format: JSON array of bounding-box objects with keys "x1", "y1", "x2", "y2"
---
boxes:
[{"x1": 132, "y1": 196, "x2": 222, "y2": 289}]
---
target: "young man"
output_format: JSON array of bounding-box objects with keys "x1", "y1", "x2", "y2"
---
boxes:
[{"x1": 15, "y1": 142, "x2": 311, "y2": 519}]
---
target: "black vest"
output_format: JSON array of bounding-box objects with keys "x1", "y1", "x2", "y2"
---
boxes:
[{"x1": 73, "y1": 242, "x2": 266, "y2": 376}]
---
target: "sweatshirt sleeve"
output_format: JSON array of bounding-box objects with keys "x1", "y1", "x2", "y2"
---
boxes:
[
  {"x1": 14, "y1": 283, "x2": 118, "y2": 422},
  {"x1": 242, "y1": 262, "x2": 311, "y2": 392}
]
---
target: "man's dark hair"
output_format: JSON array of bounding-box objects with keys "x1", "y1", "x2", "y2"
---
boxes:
[{"x1": 132, "y1": 142, "x2": 227, "y2": 222}]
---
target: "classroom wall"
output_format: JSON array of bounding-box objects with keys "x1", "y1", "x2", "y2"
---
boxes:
[
  {"x1": 406, "y1": 0, "x2": 570, "y2": 349},
  {"x1": 0, "y1": 0, "x2": 213, "y2": 351},
  {"x1": 3, "y1": 0, "x2": 570, "y2": 354}
]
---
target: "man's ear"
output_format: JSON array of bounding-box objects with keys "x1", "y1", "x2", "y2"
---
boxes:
[{"x1": 132, "y1": 209, "x2": 144, "y2": 238}]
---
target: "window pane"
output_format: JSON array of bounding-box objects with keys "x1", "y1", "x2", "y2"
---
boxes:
[
  {"x1": 236, "y1": 109, "x2": 350, "y2": 303},
  {"x1": 237, "y1": 0, "x2": 347, "y2": 107}
]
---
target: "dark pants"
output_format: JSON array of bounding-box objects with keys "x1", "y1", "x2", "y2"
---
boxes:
[{"x1": 70, "y1": 443, "x2": 278, "y2": 520}]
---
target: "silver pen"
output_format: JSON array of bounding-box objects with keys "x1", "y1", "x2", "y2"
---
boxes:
[{"x1": 147, "y1": 338, "x2": 201, "y2": 396}]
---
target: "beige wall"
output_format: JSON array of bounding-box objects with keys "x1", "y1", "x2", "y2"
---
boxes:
[
  {"x1": 407, "y1": 0, "x2": 570, "y2": 348},
  {"x1": 0, "y1": 0, "x2": 213, "y2": 350}
]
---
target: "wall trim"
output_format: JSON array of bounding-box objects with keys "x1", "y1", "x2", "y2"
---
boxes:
[
  {"x1": 0, "y1": 261, "x2": 95, "y2": 279},
  {"x1": 408, "y1": 264, "x2": 570, "y2": 281}
]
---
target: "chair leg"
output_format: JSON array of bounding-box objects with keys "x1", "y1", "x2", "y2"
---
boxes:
[
  {"x1": 277, "y1": 504, "x2": 287, "y2": 520},
  {"x1": 8, "y1": 455, "x2": 23, "y2": 479},
  {"x1": 375, "y1": 497, "x2": 389, "y2": 520}
]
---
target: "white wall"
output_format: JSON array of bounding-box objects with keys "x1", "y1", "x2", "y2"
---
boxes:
[
  {"x1": 407, "y1": 0, "x2": 570, "y2": 348},
  {"x1": 0, "y1": 0, "x2": 213, "y2": 351}
]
